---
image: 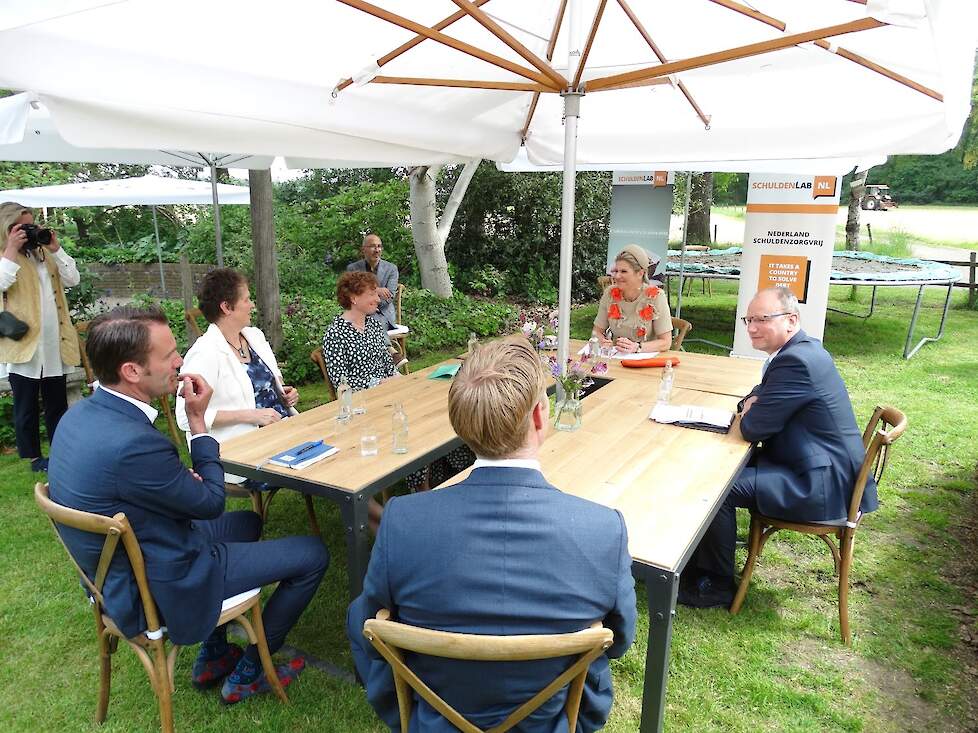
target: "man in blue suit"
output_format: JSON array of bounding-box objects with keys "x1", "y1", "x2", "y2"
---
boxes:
[
  {"x1": 680, "y1": 287, "x2": 874, "y2": 608},
  {"x1": 48, "y1": 306, "x2": 328, "y2": 703},
  {"x1": 347, "y1": 338, "x2": 636, "y2": 732}
]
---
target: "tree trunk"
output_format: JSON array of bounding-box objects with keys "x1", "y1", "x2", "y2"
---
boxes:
[
  {"x1": 248, "y1": 169, "x2": 282, "y2": 350},
  {"x1": 845, "y1": 169, "x2": 868, "y2": 251},
  {"x1": 686, "y1": 172, "x2": 714, "y2": 245},
  {"x1": 71, "y1": 214, "x2": 90, "y2": 244},
  {"x1": 408, "y1": 160, "x2": 481, "y2": 298}
]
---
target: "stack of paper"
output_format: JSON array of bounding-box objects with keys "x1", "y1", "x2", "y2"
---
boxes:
[{"x1": 649, "y1": 404, "x2": 735, "y2": 434}]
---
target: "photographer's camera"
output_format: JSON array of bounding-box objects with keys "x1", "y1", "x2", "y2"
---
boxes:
[{"x1": 20, "y1": 223, "x2": 53, "y2": 252}]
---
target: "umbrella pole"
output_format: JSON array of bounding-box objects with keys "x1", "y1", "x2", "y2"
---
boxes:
[
  {"x1": 151, "y1": 205, "x2": 166, "y2": 296},
  {"x1": 210, "y1": 163, "x2": 224, "y2": 267},
  {"x1": 675, "y1": 171, "x2": 692, "y2": 320},
  {"x1": 557, "y1": 92, "x2": 583, "y2": 399}
]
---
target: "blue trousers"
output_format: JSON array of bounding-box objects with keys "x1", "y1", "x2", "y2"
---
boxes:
[
  {"x1": 199, "y1": 511, "x2": 329, "y2": 653},
  {"x1": 689, "y1": 467, "x2": 760, "y2": 580}
]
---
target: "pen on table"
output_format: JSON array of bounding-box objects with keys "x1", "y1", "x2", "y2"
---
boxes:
[{"x1": 295, "y1": 440, "x2": 324, "y2": 456}]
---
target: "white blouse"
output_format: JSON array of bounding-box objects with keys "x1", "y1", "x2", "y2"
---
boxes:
[{"x1": 0, "y1": 248, "x2": 80, "y2": 379}]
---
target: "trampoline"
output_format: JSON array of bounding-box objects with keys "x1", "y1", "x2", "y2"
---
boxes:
[{"x1": 663, "y1": 248, "x2": 960, "y2": 359}]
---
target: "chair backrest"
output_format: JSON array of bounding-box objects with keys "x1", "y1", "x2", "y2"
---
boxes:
[
  {"x1": 184, "y1": 307, "x2": 204, "y2": 339},
  {"x1": 396, "y1": 283, "x2": 405, "y2": 325},
  {"x1": 848, "y1": 406, "x2": 907, "y2": 523},
  {"x1": 74, "y1": 320, "x2": 95, "y2": 386},
  {"x1": 34, "y1": 482, "x2": 164, "y2": 638},
  {"x1": 363, "y1": 609, "x2": 613, "y2": 733},
  {"x1": 670, "y1": 317, "x2": 692, "y2": 351},
  {"x1": 310, "y1": 348, "x2": 337, "y2": 402}
]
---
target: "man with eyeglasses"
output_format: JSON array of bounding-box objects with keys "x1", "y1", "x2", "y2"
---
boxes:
[
  {"x1": 346, "y1": 233, "x2": 399, "y2": 329},
  {"x1": 679, "y1": 286, "x2": 875, "y2": 608}
]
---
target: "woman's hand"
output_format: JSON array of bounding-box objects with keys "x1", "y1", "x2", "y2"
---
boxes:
[
  {"x1": 596, "y1": 333, "x2": 614, "y2": 348},
  {"x1": 3, "y1": 223, "x2": 27, "y2": 259},
  {"x1": 615, "y1": 337, "x2": 641, "y2": 354},
  {"x1": 44, "y1": 229, "x2": 61, "y2": 253},
  {"x1": 282, "y1": 385, "x2": 299, "y2": 408},
  {"x1": 252, "y1": 408, "x2": 283, "y2": 426}
]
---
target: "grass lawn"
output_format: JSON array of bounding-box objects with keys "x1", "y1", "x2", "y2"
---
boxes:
[{"x1": 2, "y1": 288, "x2": 976, "y2": 731}]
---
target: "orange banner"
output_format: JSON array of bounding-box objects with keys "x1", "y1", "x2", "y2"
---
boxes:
[
  {"x1": 758, "y1": 254, "x2": 811, "y2": 303},
  {"x1": 746, "y1": 203, "x2": 839, "y2": 215}
]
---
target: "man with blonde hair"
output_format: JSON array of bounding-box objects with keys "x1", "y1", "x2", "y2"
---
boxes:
[{"x1": 347, "y1": 338, "x2": 636, "y2": 732}]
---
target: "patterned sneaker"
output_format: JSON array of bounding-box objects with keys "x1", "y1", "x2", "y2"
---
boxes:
[
  {"x1": 191, "y1": 644, "x2": 243, "y2": 690},
  {"x1": 220, "y1": 656, "x2": 305, "y2": 705}
]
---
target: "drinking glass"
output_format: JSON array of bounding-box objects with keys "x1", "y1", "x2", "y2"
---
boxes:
[{"x1": 360, "y1": 432, "x2": 379, "y2": 457}]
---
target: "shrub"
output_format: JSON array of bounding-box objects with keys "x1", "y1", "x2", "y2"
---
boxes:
[
  {"x1": 400, "y1": 290, "x2": 517, "y2": 353},
  {"x1": 0, "y1": 393, "x2": 15, "y2": 450}
]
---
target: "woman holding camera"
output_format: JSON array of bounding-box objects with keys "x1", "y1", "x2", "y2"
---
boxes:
[{"x1": 0, "y1": 201, "x2": 80, "y2": 473}]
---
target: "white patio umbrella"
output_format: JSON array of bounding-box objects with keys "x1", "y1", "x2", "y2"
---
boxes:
[
  {"x1": 0, "y1": 93, "x2": 272, "y2": 266},
  {"x1": 0, "y1": 175, "x2": 252, "y2": 294},
  {"x1": 0, "y1": 1, "x2": 974, "y2": 375}
]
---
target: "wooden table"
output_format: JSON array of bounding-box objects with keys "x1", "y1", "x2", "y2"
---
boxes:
[
  {"x1": 220, "y1": 362, "x2": 465, "y2": 598},
  {"x1": 564, "y1": 339, "x2": 762, "y2": 398},
  {"x1": 222, "y1": 347, "x2": 762, "y2": 732}
]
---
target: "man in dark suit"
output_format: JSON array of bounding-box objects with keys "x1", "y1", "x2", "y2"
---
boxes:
[
  {"x1": 347, "y1": 338, "x2": 636, "y2": 732},
  {"x1": 48, "y1": 306, "x2": 328, "y2": 703},
  {"x1": 680, "y1": 286, "x2": 874, "y2": 608},
  {"x1": 346, "y1": 232, "x2": 399, "y2": 329}
]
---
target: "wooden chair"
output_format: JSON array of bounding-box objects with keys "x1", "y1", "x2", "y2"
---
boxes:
[
  {"x1": 75, "y1": 321, "x2": 182, "y2": 445},
  {"x1": 390, "y1": 283, "x2": 409, "y2": 371},
  {"x1": 34, "y1": 483, "x2": 287, "y2": 733},
  {"x1": 730, "y1": 406, "x2": 908, "y2": 644},
  {"x1": 310, "y1": 347, "x2": 337, "y2": 402},
  {"x1": 670, "y1": 317, "x2": 692, "y2": 351},
  {"x1": 363, "y1": 609, "x2": 613, "y2": 733},
  {"x1": 183, "y1": 307, "x2": 204, "y2": 339}
]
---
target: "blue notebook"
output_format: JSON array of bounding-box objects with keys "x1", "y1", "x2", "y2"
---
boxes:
[{"x1": 267, "y1": 440, "x2": 338, "y2": 470}]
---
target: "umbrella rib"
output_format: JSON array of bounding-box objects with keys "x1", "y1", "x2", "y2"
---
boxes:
[
  {"x1": 706, "y1": 0, "x2": 942, "y2": 101},
  {"x1": 586, "y1": 17, "x2": 886, "y2": 92},
  {"x1": 615, "y1": 0, "x2": 710, "y2": 127},
  {"x1": 336, "y1": 0, "x2": 557, "y2": 90},
  {"x1": 335, "y1": 0, "x2": 494, "y2": 94},
  {"x1": 451, "y1": 0, "x2": 568, "y2": 89},
  {"x1": 373, "y1": 76, "x2": 553, "y2": 92},
  {"x1": 573, "y1": 0, "x2": 608, "y2": 90},
  {"x1": 520, "y1": 0, "x2": 567, "y2": 142}
]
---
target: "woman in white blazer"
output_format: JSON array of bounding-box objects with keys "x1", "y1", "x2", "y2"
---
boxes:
[{"x1": 176, "y1": 268, "x2": 298, "y2": 485}]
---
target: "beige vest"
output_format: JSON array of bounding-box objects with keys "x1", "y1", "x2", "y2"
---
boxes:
[{"x1": 0, "y1": 252, "x2": 80, "y2": 367}]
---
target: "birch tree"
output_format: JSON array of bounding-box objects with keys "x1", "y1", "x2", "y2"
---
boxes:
[{"x1": 408, "y1": 159, "x2": 481, "y2": 297}]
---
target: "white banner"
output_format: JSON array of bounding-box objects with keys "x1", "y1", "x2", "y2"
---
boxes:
[{"x1": 732, "y1": 173, "x2": 841, "y2": 358}]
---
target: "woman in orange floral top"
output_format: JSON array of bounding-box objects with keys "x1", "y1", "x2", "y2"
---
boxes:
[{"x1": 592, "y1": 244, "x2": 673, "y2": 354}]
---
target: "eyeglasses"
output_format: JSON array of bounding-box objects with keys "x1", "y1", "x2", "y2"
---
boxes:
[{"x1": 740, "y1": 312, "x2": 792, "y2": 326}]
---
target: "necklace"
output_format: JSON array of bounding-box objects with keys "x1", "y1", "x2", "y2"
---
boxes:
[{"x1": 226, "y1": 336, "x2": 247, "y2": 359}]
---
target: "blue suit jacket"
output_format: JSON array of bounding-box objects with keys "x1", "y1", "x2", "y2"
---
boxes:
[
  {"x1": 48, "y1": 388, "x2": 228, "y2": 644},
  {"x1": 347, "y1": 258, "x2": 399, "y2": 329},
  {"x1": 739, "y1": 330, "x2": 875, "y2": 521},
  {"x1": 349, "y1": 466, "x2": 637, "y2": 733}
]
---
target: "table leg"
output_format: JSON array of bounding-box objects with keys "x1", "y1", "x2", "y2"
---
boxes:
[
  {"x1": 340, "y1": 492, "x2": 371, "y2": 599},
  {"x1": 639, "y1": 569, "x2": 680, "y2": 733}
]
